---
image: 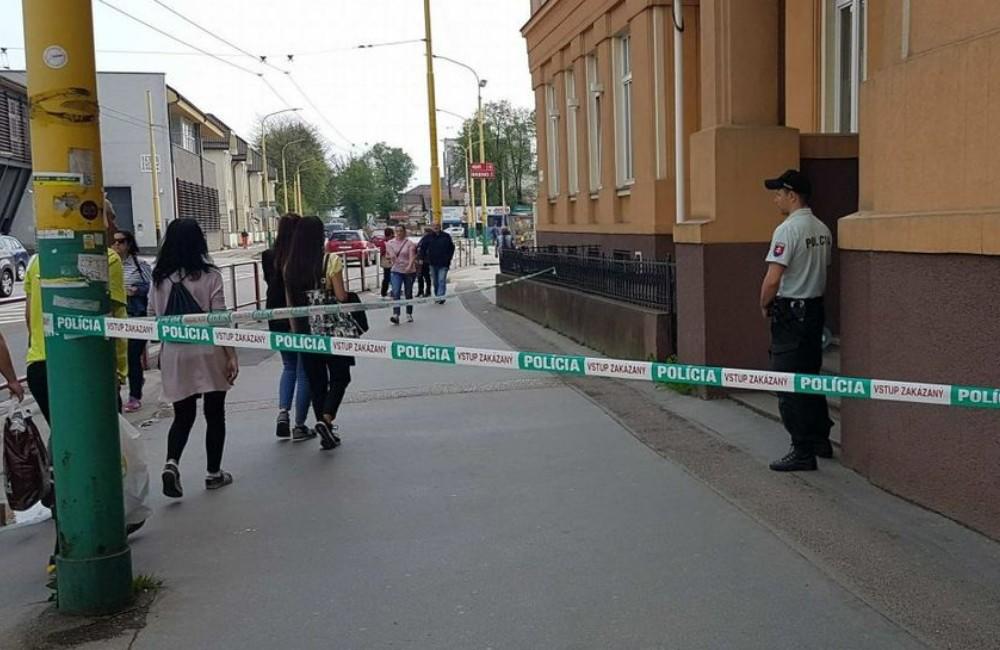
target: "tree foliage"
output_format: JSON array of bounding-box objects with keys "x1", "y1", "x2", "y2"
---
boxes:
[
  {"x1": 326, "y1": 142, "x2": 416, "y2": 227},
  {"x1": 254, "y1": 118, "x2": 333, "y2": 216},
  {"x1": 446, "y1": 100, "x2": 536, "y2": 206}
]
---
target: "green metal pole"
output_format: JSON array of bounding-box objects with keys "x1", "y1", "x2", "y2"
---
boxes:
[{"x1": 23, "y1": 0, "x2": 132, "y2": 614}]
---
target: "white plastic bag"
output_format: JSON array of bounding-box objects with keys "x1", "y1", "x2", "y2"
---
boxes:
[{"x1": 119, "y1": 415, "x2": 151, "y2": 526}]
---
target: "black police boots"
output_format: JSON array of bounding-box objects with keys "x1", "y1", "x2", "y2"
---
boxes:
[
  {"x1": 814, "y1": 439, "x2": 834, "y2": 459},
  {"x1": 769, "y1": 447, "x2": 818, "y2": 472}
]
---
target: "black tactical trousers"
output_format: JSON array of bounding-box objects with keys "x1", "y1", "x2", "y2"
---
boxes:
[{"x1": 769, "y1": 298, "x2": 832, "y2": 451}]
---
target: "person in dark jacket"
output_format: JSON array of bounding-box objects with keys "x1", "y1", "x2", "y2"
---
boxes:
[
  {"x1": 426, "y1": 222, "x2": 456, "y2": 304},
  {"x1": 262, "y1": 214, "x2": 313, "y2": 442},
  {"x1": 416, "y1": 226, "x2": 434, "y2": 297}
]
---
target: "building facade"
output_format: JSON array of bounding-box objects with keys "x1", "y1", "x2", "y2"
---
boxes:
[
  {"x1": 166, "y1": 86, "x2": 224, "y2": 249},
  {"x1": 0, "y1": 76, "x2": 32, "y2": 245},
  {"x1": 525, "y1": 0, "x2": 1000, "y2": 540}
]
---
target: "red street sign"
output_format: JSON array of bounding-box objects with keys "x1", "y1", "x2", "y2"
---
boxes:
[{"x1": 470, "y1": 162, "x2": 495, "y2": 180}]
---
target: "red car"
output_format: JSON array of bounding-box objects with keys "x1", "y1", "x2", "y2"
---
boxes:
[{"x1": 325, "y1": 229, "x2": 378, "y2": 265}]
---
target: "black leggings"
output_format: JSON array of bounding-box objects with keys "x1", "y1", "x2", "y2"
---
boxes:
[
  {"x1": 418, "y1": 263, "x2": 431, "y2": 295},
  {"x1": 127, "y1": 339, "x2": 146, "y2": 400},
  {"x1": 167, "y1": 391, "x2": 227, "y2": 473},
  {"x1": 381, "y1": 268, "x2": 391, "y2": 297},
  {"x1": 302, "y1": 354, "x2": 352, "y2": 423}
]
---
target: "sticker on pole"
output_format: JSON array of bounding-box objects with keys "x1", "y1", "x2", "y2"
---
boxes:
[{"x1": 42, "y1": 45, "x2": 69, "y2": 69}]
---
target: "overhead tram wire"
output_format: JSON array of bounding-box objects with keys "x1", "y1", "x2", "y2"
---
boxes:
[
  {"x1": 98, "y1": 0, "x2": 301, "y2": 120},
  {"x1": 0, "y1": 38, "x2": 427, "y2": 61},
  {"x1": 96, "y1": 0, "x2": 261, "y2": 77},
  {"x1": 144, "y1": 0, "x2": 353, "y2": 152}
]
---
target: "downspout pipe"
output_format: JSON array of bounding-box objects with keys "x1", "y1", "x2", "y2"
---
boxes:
[{"x1": 673, "y1": 0, "x2": 685, "y2": 224}]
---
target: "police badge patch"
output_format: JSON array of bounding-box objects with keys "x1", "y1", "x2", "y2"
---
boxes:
[{"x1": 773, "y1": 242, "x2": 786, "y2": 257}]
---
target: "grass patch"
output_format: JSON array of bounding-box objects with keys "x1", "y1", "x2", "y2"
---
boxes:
[{"x1": 132, "y1": 574, "x2": 163, "y2": 597}]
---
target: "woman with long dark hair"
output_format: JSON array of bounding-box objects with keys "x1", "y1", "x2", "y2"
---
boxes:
[
  {"x1": 283, "y1": 216, "x2": 352, "y2": 450},
  {"x1": 110, "y1": 229, "x2": 152, "y2": 412},
  {"x1": 150, "y1": 219, "x2": 239, "y2": 497},
  {"x1": 262, "y1": 214, "x2": 313, "y2": 442}
]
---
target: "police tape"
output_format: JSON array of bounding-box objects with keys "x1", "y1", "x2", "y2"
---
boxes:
[
  {"x1": 44, "y1": 313, "x2": 1000, "y2": 410},
  {"x1": 151, "y1": 267, "x2": 557, "y2": 327}
]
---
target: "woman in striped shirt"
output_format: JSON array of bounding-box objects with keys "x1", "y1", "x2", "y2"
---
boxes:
[{"x1": 111, "y1": 230, "x2": 152, "y2": 412}]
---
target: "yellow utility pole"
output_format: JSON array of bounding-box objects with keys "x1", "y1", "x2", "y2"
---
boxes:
[
  {"x1": 260, "y1": 108, "x2": 301, "y2": 243},
  {"x1": 477, "y1": 97, "x2": 489, "y2": 254},
  {"x1": 22, "y1": 0, "x2": 132, "y2": 614},
  {"x1": 280, "y1": 138, "x2": 305, "y2": 215},
  {"x1": 423, "y1": 0, "x2": 443, "y2": 225},
  {"x1": 145, "y1": 90, "x2": 162, "y2": 242},
  {"x1": 295, "y1": 158, "x2": 321, "y2": 214}
]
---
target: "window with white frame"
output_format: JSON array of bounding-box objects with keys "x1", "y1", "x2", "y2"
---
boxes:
[
  {"x1": 181, "y1": 117, "x2": 198, "y2": 153},
  {"x1": 545, "y1": 83, "x2": 560, "y2": 197},
  {"x1": 565, "y1": 68, "x2": 580, "y2": 195},
  {"x1": 586, "y1": 54, "x2": 603, "y2": 192},
  {"x1": 831, "y1": 0, "x2": 866, "y2": 133},
  {"x1": 614, "y1": 32, "x2": 634, "y2": 186}
]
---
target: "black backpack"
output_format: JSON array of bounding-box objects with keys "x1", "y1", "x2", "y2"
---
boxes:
[{"x1": 163, "y1": 275, "x2": 204, "y2": 316}]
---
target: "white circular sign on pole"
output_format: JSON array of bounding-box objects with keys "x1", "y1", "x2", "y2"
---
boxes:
[{"x1": 43, "y1": 45, "x2": 69, "y2": 69}]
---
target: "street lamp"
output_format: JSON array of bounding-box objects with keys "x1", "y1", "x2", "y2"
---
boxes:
[
  {"x1": 281, "y1": 138, "x2": 306, "y2": 214},
  {"x1": 294, "y1": 158, "x2": 324, "y2": 214},
  {"x1": 434, "y1": 55, "x2": 489, "y2": 254},
  {"x1": 260, "y1": 107, "x2": 302, "y2": 244},
  {"x1": 438, "y1": 108, "x2": 477, "y2": 239}
]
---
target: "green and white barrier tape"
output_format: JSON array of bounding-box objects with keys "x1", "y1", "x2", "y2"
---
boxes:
[
  {"x1": 152, "y1": 267, "x2": 557, "y2": 327},
  {"x1": 45, "y1": 313, "x2": 1000, "y2": 410}
]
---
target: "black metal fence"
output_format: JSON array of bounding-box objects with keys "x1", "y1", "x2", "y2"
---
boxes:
[{"x1": 499, "y1": 246, "x2": 676, "y2": 312}]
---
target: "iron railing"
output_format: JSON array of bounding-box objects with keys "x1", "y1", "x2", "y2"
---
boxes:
[{"x1": 499, "y1": 247, "x2": 676, "y2": 312}]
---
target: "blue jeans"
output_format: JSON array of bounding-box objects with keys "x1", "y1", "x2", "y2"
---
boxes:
[
  {"x1": 279, "y1": 351, "x2": 310, "y2": 426},
  {"x1": 390, "y1": 271, "x2": 415, "y2": 316},
  {"x1": 430, "y1": 265, "x2": 449, "y2": 298}
]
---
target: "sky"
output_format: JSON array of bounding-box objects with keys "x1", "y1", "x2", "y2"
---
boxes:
[{"x1": 0, "y1": 0, "x2": 535, "y2": 186}]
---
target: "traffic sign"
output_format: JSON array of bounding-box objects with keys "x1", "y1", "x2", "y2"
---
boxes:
[{"x1": 470, "y1": 162, "x2": 495, "y2": 180}]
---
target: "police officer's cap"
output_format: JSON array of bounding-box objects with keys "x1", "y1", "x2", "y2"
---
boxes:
[{"x1": 764, "y1": 169, "x2": 812, "y2": 197}]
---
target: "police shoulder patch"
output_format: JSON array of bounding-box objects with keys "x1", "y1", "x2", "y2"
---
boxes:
[{"x1": 773, "y1": 242, "x2": 786, "y2": 257}]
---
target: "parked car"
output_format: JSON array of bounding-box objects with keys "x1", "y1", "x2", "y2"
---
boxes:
[
  {"x1": 0, "y1": 236, "x2": 29, "y2": 280},
  {"x1": 0, "y1": 250, "x2": 16, "y2": 297},
  {"x1": 445, "y1": 225, "x2": 465, "y2": 239},
  {"x1": 325, "y1": 229, "x2": 378, "y2": 265}
]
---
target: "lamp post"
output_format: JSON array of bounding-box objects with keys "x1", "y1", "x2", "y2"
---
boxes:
[
  {"x1": 294, "y1": 158, "x2": 323, "y2": 214},
  {"x1": 281, "y1": 138, "x2": 306, "y2": 214},
  {"x1": 260, "y1": 108, "x2": 301, "y2": 244},
  {"x1": 434, "y1": 55, "x2": 489, "y2": 253},
  {"x1": 437, "y1": 109, "x2": 475, "y2": 238},
  {"x1": 423, "y1": 0, "x2": 443, "y2": 225}
]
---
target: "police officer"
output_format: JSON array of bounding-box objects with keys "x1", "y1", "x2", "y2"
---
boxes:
[{"x1": 759, "y1": 169, "x2": 833, "y2": 472}]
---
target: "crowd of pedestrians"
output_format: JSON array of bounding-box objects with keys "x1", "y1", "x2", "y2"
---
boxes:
[{"x1": 5, "y1": 214, "x2": 464, "y2": 577}]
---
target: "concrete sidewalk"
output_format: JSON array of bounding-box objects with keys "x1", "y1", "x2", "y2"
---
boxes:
[{"x1": 0, "y1": 269, "x2": 973, "y2": 648}]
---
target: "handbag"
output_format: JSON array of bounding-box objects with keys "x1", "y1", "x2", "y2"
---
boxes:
[
  {"x1": 307, "y1": 254, "x2": 362, "y2": 339},
  {"x1": 2, "y1": 406, "x2": 51, "y2": 511}
]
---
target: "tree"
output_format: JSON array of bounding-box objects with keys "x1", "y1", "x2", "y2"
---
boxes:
[
  {"x1": 324, "y1": 142, "x2": 415, "y2": 226},
  {"x1": 365, "y1": 143, "x2": 416, "y2": 217},
  {"x1": 329, "y1": 156, "x2": 376, "y2": 228},
  {"x1": 446, "y1": 100, "x2": 536, "y2": 207},
  {"x1": 253, "y1": 117, "x2": 333, "y2": 215}
]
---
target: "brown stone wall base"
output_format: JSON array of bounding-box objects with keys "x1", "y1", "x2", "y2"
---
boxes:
[
  {"x1": 841, "y1": 250, "x2": 1000, "y2": 541},
  {"x1": 495, "y1": 273, "x2": 675, "y2": 362},
  {"x1": 535, "y1": 232, "x2": 675, "y2": 260},
  {"x1": 676, "y1": 242, "x2": 771, "y2": 378}
]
